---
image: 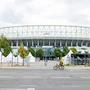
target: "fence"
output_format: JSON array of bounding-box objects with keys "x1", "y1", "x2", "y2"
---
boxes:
[{"x1": 71, "y1": 54, "x2": 90, "y2": 65}]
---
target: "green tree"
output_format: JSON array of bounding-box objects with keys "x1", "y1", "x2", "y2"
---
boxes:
[
  {"x1": 18, "y1": 42, "x2": 28, "y2": 66},
  {"x1": 62, "y1": 47, "x2": 69, "y2": 56},
  {"x1": 70, "y1": 48, "x2": 77, "y2": 54},
  {"x1": 0, "y1": 35, "x2": 11, "y2": 57},
  {"x1": 36, "y1": 48, "x2": 44, "y2": 60},
  {"x1": 29, "y1": 48, "x2": 35, "y2": 57},
  {"x1": 54, "y1": 48, "x2": 62, "y2": 59}
]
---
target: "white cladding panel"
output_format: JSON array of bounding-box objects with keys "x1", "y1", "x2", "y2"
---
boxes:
[{"x1": 0, "y1": 25, "x2": 90, "y2": 39}]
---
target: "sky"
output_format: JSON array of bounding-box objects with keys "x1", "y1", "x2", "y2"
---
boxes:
[{"x1": 0, "y1": 0, "x2": 90, "y2": 27}]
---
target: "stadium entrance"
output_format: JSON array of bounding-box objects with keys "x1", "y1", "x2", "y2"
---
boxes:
[{"x1": 42, "y1": 46, "x2": 55, "y2": 60}]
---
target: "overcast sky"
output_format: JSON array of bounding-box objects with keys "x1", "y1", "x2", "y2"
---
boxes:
[{"x1": 0, "y1": 0, "x2": 90, "y2": 27}]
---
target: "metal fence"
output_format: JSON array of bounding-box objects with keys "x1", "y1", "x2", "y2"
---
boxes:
[{"x1": 71, "y1": 54, "x2": 90, "y2": 65}]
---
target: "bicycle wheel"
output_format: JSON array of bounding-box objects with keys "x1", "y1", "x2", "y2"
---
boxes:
[
  {"x1": 60, "y1": 66, "x2": 64, "y2": 70},
  {"x1": 53, "y1": 66, "x2": 58, "y2": 70}
]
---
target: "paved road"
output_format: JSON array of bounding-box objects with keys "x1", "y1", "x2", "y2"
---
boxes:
[{"x1": 0, "y1": 69, "x2": 90, "y2": 90}]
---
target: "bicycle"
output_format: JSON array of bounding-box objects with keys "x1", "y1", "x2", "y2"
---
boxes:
[{"x1": 53, "y1": 64, "x2": 64, "y2": 70}]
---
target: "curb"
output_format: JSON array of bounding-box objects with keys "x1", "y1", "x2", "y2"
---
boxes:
[{"x1": 0, "y1": 66, "x2": 90, "y2": 70}]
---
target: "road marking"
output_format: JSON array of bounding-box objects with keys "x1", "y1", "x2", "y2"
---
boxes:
[
  {"x1": 0, "y1": 76, "x2": 14, "y2": 79},
  {"x1": 61, "y1": 85, "x2": 80, "y2": 88},
  {"x1": 71, "y1": 73, "x2": 86, "y2": 74},
  {"x1": 0, "y1": 76, "x2": 42, "y2": 79},
  {"x1": 0, "y1": 88, "x2": 26, "y2": 90},
  {"x1": 80, "y1": 77, "x2": 90, "y2": 79},
  {"x1": 22, "y1": 76, "x2": 42, "y2": 79},
  {"x1": 0, "y1": 88, "x2": 35, "y2": 90},
  {"x1": 2, "y1": 75, "x2": 90, "y2": 79},
  {"x1": 51, "y1": 76, "x2": 71, "y2": 79},
  {"x1": 20, "y1": 84, "x2": 36, "y2": 87},
  {"x1": 27, "y1": 88, "x2": 35, "y2": 90}
]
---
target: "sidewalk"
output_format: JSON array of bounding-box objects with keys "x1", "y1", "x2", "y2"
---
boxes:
[
  {"x1": 0, "y1": 61, "x2": 90, "y2": 70},
  {"x1": 65, "y1": 65, "x2": 90, "y2": 70},
  {"x1": 0, "y1": 65, "x2": 90, "y2": 70}
]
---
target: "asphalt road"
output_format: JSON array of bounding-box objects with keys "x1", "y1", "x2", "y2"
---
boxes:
[{"x1": 0, "y1": 69, "x2": 90, "y2": 90}]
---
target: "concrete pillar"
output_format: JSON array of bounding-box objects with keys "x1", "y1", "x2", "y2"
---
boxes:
[
  {"x1": 16, "y1": 40, "x2": 18, "y2": 47},
  {"x1": 11, "y1": 42, "x2": 13, "y2": 46},
  {"x1": 60, "y1": 41, "x2": 62, "y2": 47},
  {"x1": 54, "y1": 40, "x2": 56, "y2": 47},
  {"x1": 32, "y1": 40, "x2": 33, "y2": 47},
  {"x1": 65, "y1": 41, "x2": 67, "y2": 47},
  {"x1": 26, "y1": 41, "x2": 28, "y2": 47},
  {"x1": 49, "y1": 40, "x2": 50, "y2": 46},
  {"x1": 43, "y1": 40, "x2": 45, "y2": 46},
  {"x1": 81, "y1": 41, "x2": 83, "y2": 46},
  {"x1": 37, "y1": 40, "x2": 39, "y2": 46},
  {"x1": 76, "y1": 41, "x2": 78, "y2": 46},
  {"x1": 71, "y1": 41, "x2": 73, "y2": 47},
  {"x1": 86, "y1": 42, "x2": 88, "y2": 47}
]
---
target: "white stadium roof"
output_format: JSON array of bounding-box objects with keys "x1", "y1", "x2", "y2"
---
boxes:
[{"x1": 0, "y1": 25, "x2": 90, "y2": 40}]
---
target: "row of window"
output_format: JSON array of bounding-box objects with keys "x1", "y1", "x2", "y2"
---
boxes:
[{"x1": 11, "y1": 40, "x2": 90, "y2": 47}]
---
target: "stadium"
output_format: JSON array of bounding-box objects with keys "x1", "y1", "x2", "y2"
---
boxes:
[
  {"x1": 0, "y1": 25, "x2": 90, "y2": 65},
  {"x1": 0, "y1": 25, "x2": 90, "y2": 48}
]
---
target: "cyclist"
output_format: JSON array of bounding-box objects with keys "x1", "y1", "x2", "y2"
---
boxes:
[
  {"x1": 59, "y1": 58, "x2": 64, "y2": 69},
  {"x1": 53, "y1": 58, "x2": 64, "y2": 70}
]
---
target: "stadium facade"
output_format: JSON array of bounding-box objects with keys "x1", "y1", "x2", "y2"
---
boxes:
[{"x1": 0, "y1": 25, "x2": 90, "y2": 48}]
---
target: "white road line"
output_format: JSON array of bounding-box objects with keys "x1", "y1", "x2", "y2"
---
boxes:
[
  {"x1": 0, "y1": 88, "x2": 35, "y2": 90},
  {"x1": 61, "y1": 85, "x2": 80, "y2": 88},
  {"x1": 22, "y1": 76, "x2": 42, "y2": 79},
  {"x1": 0, "y1": 76, "x2": 42, "y2": 79},
  {"x1": 51, "y1": 76, "x2": 71, "y2": 79},
  {"x1": 71, "y1": 73, "x2": 86, "y2": 74},
  {"x1": 20, "y1": 84, "x2": 36, "y2": 87},
  {"x1": 0, "y1": 76, "x2": 14, "y2": 79},
  {"x1": 0, "y1": 88, "x2": 26, "y2": 90},
  {"x1": 80, "y1": 77, "x2": 90, "y2": 79},
  {"x1": 27, "y1": 88, "x2": 35, "y2": 90},
  {"x1": 2, "y1": 76, "x2": 90, "y2": 79}
]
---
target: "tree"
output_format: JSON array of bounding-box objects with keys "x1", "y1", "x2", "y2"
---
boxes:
[
  {"x1": 29, "y1": 48, "x2": 35, "y2": 57},
  {"x1": 36, "y1": 48, "x2": 44, "y2": 60},
  {"x1": 62, "y1": 47, "x2": 69, "y2": 56},
  {"x1": 18, "y1": 42, "x2": 28, "y2": 66},
  {"x1": 0, "y1": 35, "x2": 11, "y2": 57},
  {"x1": 70, "y1": 48, "x2": 77, "y2": 54},
  {"x1": 54, "y1": 48, "x2": 62, "y2": 59}
]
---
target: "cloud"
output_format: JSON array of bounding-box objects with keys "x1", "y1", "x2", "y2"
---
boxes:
[{"x1": 0, "y1": 0, "x2": 90, "y2": 27}]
